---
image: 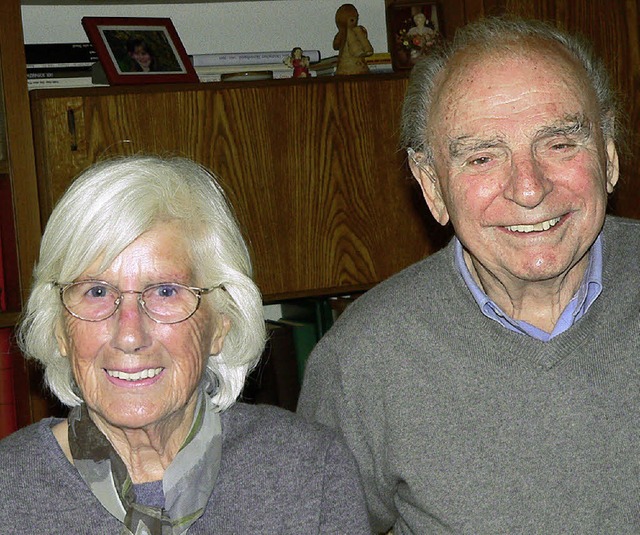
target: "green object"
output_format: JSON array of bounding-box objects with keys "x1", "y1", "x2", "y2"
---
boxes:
[
  {"x1": 275, "y1": 318, "x2": 318, "y2": 383},
  {"x1": 280, "y1": 298, "x2": 334, "y2": 340}
]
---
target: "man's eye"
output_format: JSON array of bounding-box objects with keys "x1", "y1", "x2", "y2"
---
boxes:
[
  {"x1": 468, "y1": 156, "x2": 492, "y2": 166},
  {"x1": 551, "y1": 142, "x2": 574, "y2": 150}
]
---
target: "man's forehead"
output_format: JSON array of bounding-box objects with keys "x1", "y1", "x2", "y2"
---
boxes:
[
  {"x1": 440, "y1": 38, "x2": 587, "y2": 97},
  {"x1": 430, "y1": 42, "x2": 597, "y2": 125}
]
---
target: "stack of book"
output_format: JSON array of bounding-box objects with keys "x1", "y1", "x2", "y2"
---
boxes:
[
  {"x1": 190, "y1": 49, "x2": 321, "y2": 82},
  {"x1": 25, "y1": 42, "x2": 104, "y2": 89},
  {"x1": 275, "y1": 294, "x2": 361, "y2": 384},
  {"x1": 310, "y1": 52, "x2": 394, "y2": 76}
]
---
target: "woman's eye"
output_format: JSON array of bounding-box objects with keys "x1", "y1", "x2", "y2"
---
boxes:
[
  {"x1": 87, "y1": 285, "x2": 110, "y2": 298},
  {"x1": 155, "y1": 285, "x2": 180, "y2": 298}
]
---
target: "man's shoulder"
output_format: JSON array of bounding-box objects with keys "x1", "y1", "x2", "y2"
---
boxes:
[
  {"x1": 344, "y1": 244, "x2": 455, "y2": 313},
  {"x1": 604, "y1": 214, "x2": 640, "y2": 231},
  {"x1": 602, "y1": 215, "x2": 640, "y2": 265}
]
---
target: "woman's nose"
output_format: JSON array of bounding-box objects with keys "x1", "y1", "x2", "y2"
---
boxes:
[{"x1": 109, "y1": 293, "x2": 153, "y2": 353}]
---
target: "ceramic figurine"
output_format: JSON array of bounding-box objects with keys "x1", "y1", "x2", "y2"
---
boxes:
[
  {"x1": 333, "y1": 4, "x2": 374, "y2": 75},
  {"x1": 284, "y1": 47, "x2": 311, "y2": 78}
]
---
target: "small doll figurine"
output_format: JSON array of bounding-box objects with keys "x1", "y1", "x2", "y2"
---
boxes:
[
  {"x1": 284, "y1": 47, "x2": 310, "y2": 78},
  {"x1": 333, "y1": 3, "x2": 374, "y2": 75},
  {"x1": 406, "y1": 11, "x2": 439, "y2": 62}
]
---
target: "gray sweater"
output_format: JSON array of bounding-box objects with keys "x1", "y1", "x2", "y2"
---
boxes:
[
  {"x1": 0, "y1": 402, "x2": 370, "y2": 534},
  {"x1": 298, "y1": 215, "x2": 640, "y2": 534}
]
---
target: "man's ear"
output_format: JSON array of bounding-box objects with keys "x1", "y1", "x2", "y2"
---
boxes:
[
  {"x1": 408, "y1": 151, "x2": 450, "y2": 226},
  {"x1": 605, "y1": 137, "x2": 619, "y2": 194}
]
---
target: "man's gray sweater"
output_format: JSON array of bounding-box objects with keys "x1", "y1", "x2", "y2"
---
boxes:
[{"x1": 299, "y1": 215, "x2": 640, "y2": 534}]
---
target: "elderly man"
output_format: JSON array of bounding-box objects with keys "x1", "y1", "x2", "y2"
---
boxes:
[{"x1": 298, "y1": 16, "x2": 639, "y2": 534}]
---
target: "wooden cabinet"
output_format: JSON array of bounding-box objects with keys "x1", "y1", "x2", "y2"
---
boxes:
[
  {"x1": 0, "y1": 0, "x2": 48, "y2": 436},
  {"x1": 30, "y1": 75, "x2": 451, "y2": 303},
  {"x1": 15, "y1": 0, "x2": 640, "y2": 433}
]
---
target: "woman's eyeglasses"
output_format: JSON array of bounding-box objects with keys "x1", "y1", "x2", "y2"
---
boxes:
[{"x1": 54, "y1": 280, "x2": 221, "y2": 324}]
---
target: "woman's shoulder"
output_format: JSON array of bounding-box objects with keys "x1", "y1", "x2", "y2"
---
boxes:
[
  {"x1": 208, "y1": 403, "x2": 368, "y2": 532},
  {"x1": 222, "y1": 402, "x2": 336, "y2": 442},
  {"x1": 0, "y1": 418, "x2": 61, "y2": 457},
  {"x1": 220, "y1": 402, "x2": 344, "y2": 460},
  {"x1": 0, "y1": 418, "x2": 67, "y2": 479}
]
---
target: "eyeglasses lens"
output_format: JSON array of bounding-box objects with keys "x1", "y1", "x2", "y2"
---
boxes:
[{"x1": 61, "y1": 282, "x2": 200, "y2": 323}]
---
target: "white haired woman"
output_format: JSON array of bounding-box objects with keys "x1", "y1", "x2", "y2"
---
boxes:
[{"x1": 0, "y1": 156, "x2": 369, "y2": 534}]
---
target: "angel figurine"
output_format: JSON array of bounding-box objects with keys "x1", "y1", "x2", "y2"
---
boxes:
[
  {"x1": 333, "y1": 3, "x2": 374, "y2": 75},
  {"x1": 284, "y1": 47, "x2": 311, "y2": 78}
]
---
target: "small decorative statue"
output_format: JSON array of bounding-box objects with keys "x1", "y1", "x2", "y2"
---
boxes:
[
  {"x1": 284, "y1": 47, "x2": 311, "y2": 78},
  {"x1": 406, "y1": 12, "x2": 438, "y2": 61},
  {"x1": 394, "y1": 7, "x2": 443, "y2": 69},
  {"x1": 333, "y1": 3, "x2": 374, "y2": 75}
]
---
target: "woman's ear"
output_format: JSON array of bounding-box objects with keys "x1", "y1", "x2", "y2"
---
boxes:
[
  {"x1": 55, "y1": 321, "x2": 69, "y2": 358},
  {"x1": 408, "y1": 151, "x2": 450, "y2": 226},
  {"x1": 210, "y1": 315, "x2": 231, "y2": 356}
]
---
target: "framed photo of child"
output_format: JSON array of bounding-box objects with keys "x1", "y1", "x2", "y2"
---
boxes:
[
  {"x1": 385, "y1": 2, "x2": 444, "y2": 71},
  {"x1": 82, "y1": 16, "x2": 199, "y2": 85}
]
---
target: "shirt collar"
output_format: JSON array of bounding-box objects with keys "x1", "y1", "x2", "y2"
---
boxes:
[{"x1": 454, "y1": 234, "x2": 603, "y2": 340}]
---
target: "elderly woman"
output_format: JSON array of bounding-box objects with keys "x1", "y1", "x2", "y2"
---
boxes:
[{"x1": 0, "y1": 156, "x2": 369, "y2": 533}]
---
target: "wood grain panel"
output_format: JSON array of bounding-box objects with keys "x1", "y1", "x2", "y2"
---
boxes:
[
  {"x1": 30, "y1": 76, "x2": 451, "y2": 302},
  {"x1": 0, "y1": 0, "x2": 52, "y2": 429},
  {"x1": 485, "y1": 0, "x2": 640, "y2": 219}
]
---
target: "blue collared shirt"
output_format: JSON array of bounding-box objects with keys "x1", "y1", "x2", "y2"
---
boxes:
[{"x1": 454, "y1": 235, "x2": 603, "y2": 341}]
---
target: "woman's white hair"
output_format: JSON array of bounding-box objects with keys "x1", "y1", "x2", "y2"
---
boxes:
[{"x1": 17, "y1": 155, "x2": 266, "y2": 411}]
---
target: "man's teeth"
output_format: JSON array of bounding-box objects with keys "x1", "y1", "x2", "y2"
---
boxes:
[
  {"x1": 506, "y1": 217, "x2": 561, "y2": 233},
  {"x1": 107, "y1": 367, "x2": 164, "y2": 381}
]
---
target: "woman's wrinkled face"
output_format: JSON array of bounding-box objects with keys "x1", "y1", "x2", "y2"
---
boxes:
[{"x1": 56, "y1": 221, "x2": 229, "y2": 433}]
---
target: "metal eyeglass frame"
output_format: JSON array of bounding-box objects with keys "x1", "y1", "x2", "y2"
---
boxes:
[{"x1": 53, "y1": 280, "x2": 221, "y2": 324}]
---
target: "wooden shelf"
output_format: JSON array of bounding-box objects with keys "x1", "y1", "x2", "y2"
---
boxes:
[
  {"x1": 30, "y1": 74, "x2": 451, "y2": 303},
  {"x1": 22, "y1": 0, "x2": 259, "y2": 4},
  {"x1": 0, "y1": 159, "x2": 8, "y2": 175}
]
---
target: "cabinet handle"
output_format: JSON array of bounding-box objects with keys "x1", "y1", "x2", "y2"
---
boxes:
[{"x1": 67, "y1": 109, "x2": 78, "y2": 151}]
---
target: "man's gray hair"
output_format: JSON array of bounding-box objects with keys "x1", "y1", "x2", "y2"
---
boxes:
[
  {"x1": 401, "y1": 16, "x2": 618, "y2": 165},
  {"x1": 17, "y1": 155, "x2": 266, "y2": 411}
]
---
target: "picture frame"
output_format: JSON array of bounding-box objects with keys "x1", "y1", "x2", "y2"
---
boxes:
[
  {"x1": 385, "y1": 2, "x2": 444, "y2": 71},
  {"x1": 81, "y1": 16, "x2": 199, "y2": 85}
]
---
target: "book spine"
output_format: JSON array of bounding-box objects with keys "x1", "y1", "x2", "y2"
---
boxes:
[
  {"x1": 0, "y1": 217, "x2": 5, "y2": 312},
  {"x1": 25, "y1": 42, "x2": 98, "y2": 64},
  {"x1": 26, "y1": 62, "x2": 95, "y2": 69},
  {"x1": 195, "y1": 62, "x2": 291, "y2": 75},
  {"x1": 197, "y1": 70, "x2": 316, "y2": 83},
  {"x1": 0, "y1": 328, "x2": 17, "y2": 440},
  {"x1": 191, "y1": 49, "x2": 321, "y2": 67},
  {"x1": 27, "y1": 77, "x2": 94, "y2": 89},
  {"x1": 27, "y1": 68, "x2": 92, "y2": 80}
]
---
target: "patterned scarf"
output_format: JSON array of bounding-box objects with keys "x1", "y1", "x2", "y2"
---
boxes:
[{"x1": 67, "y1": 392, "x2": 222, "y2": 535}]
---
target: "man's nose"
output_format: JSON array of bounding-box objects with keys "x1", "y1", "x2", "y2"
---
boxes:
[{"x1": 503, "y1": 154, "x2": 553, "y2": 208}]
